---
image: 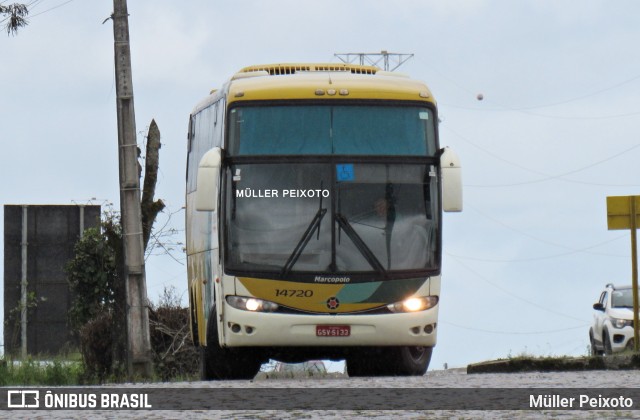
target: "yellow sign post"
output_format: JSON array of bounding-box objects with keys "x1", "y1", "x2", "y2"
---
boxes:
[{"x1": 607, "y1": 195, "x2": 640, "y2": 352}]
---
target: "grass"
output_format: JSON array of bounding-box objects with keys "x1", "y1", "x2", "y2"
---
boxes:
[
  {"x1": 0, "y1": 357, "x2": 85, "y2": 386},
  {"x1": 0, "y1": 355, "x2": 203, "y2": 386}
]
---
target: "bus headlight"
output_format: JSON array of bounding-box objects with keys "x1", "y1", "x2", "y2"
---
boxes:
[
  {"x1": 387, "y1": 296, "x2": 438, "y2": 313},
  {"x1": 226, "y1": 296, "x2": 279, "y2": 313}
]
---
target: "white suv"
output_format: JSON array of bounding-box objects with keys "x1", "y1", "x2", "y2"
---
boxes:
[{"x1": 590, "y1": 284, "x2": 637, "y2": 355}]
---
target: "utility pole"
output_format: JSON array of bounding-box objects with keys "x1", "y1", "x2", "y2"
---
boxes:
[
  {"x1": 334, "y1": 51, "x2": 414, "y2": 72},
  {"x1": 111, "y1": 0, "x2": 152, "y2": 378},
  {"x1": 20, "y1": 206, "x2": 28, "y2": 359}
]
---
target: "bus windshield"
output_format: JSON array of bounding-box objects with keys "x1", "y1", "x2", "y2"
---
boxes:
[
  {"x1": 228, "y1": 105, "x2": 437, "y2": 156},
  {"x1": 224, "y1": 162, "x2": 439, "y2": 281}
]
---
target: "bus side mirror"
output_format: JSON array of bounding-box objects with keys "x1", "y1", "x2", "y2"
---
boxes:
[
  {"x1": 440, "y1": 147, "x2": 463, "y2": 212},
  {"x1": 195, "y1": 147, "x2": 222, "y2": 212}
]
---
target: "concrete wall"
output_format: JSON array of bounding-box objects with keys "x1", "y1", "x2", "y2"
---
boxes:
[{"x1": 3, "y1": 205, "x2": 101, "y2": 356}]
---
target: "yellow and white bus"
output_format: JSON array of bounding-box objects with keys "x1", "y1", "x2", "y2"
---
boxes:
[{"x1": 186, "y1": 63, "x2": 462, "y2": 379}]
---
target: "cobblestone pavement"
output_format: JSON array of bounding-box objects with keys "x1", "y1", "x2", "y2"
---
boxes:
[{"x1": 3, "y1": 369, "x2": 640, "y2": 419}]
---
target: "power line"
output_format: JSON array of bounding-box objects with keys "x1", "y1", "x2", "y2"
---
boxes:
[
  {"x1": 429, "y1": 61, "x2": 640, "y2": 113},
  {"x1": 446, "y1": 253, "x2": 588, "y2": 322},
  {"x1": 442, "y1": 125, "x2": 640, "y2": 188},
  {"x1": 29, "y1": 0, "x2": 74, "y2": 18},
  {"x1": 506, "y1": 73, "x2": 640, "y2": 111},
  {"x1": 465, "y1": 202, "x2": 628, "y2": 259},
  {"x1": 442, "y1": 101, "x2": 640, "y2": 121},
  {"x1": 1, "y1": 0, "x2": 73, "y2": 25},
  {"x1": 440, "y1": 320, "x2": 588, "y2": 336},
  {"x1": 446, "y1": 239, "x2": 626, "y2": 262}
]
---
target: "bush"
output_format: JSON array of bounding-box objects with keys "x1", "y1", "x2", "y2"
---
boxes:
[
  {"x1": 77, "y1": 287, "x2": 199, "y2": 382},
  {"x1": 149, "y1": 288, "x2": 199, "y2": 381},
  {"x1": 78, "y1": 311, "x2": 116, "y2": 382}
]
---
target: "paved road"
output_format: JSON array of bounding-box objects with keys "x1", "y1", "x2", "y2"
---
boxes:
[{"x1": 4, "y1": 369, "x2": 640, "y2": 419}]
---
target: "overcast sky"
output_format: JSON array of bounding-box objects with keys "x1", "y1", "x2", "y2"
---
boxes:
[{"x1": 2, "y1": 0, "x2": 640, "y2": 371}]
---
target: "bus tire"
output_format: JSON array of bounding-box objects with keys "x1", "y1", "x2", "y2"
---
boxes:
[
  {"x1": 200, "y1": 305, "x2": 262, "y2": 380},
  {"x1": 393, "y1": 346, "x2": 432, "y2": 375},
  {"x1": 346, "y1": 346, "x2": 432, "y2": 377},
  {"x1": 346, "y1": 348, "x2": 397, "y2": 377},
  {"x1": 346, "y1": 354, "x2": 380, "y2": 377}
]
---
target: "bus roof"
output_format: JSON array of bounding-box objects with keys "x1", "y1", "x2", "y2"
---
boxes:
[{"x1": 227, "y1": 63, "x2": 436, "y2": 105}]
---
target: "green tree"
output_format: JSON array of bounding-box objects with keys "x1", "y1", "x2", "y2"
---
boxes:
[{"x1": 66, "y1": 211, "x2": 121, "y2": 330}]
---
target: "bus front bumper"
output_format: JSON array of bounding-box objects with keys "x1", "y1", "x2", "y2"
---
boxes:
[{"x1": 220, "y1": 305, "x2": 439, "y2": 348}]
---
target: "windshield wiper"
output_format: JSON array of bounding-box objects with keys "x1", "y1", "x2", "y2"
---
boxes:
[
  {"x1": 280, "y1": 208, "x2": 327, "y2": 277},
  {"x1": 335, "y1": 213, "x2": 387, "y2": 276},
  {"x1": 383, "y1": 183, "x2": 396, "y2": 270},
  {"x1": 281, "y1": 183, "x2": 327, "y2": 277}
]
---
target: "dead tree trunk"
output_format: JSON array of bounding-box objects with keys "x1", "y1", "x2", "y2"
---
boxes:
[{"x1": 140, "y1": 119, "x2": 165, "y2": 252}]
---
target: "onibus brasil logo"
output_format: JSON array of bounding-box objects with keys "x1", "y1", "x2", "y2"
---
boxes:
[{"x1": 5, "y1": 390, "x2": 152, "y2": 409}]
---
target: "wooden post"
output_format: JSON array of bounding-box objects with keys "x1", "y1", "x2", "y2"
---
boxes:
[
  {"x1": 630, "y1": 198, "x2": 639, "y2": 351},
  {"x1": 112, "y1": 0, "x2": 152, "y2": 378}
]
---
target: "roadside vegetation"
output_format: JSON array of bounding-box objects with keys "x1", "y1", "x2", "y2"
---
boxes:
[
  {"x1": 0, "y1": 357, "x2": 85, "y2": 386},
  {"x1": 75, "y1": 286, "x2": 200, "y2": 384},
  {"x1": 467, "y1": 348, "x2": 640, "y2": 374},
  {"x1": 1, "y1": 286, "x2": 201, "y2": 386}
]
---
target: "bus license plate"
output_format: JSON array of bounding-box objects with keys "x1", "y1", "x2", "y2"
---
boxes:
[{"x1": 316, "y1": 325, "x2": 350, "y2": 337}]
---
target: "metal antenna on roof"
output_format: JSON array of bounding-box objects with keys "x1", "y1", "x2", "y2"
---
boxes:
[{"x1": 334, "y1": 51, "x2": 414, "y2": 71}]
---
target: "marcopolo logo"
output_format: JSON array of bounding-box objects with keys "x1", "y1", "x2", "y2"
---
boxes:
[
  {"x1": 7, "y1": 390, "x2": 40, "y2": 408},
  {"x1": 314, "y1": 275, "x2": 351, "y2": 283}
]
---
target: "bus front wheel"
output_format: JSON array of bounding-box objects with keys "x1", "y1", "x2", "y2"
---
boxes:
[
  {"x1": 346, "y1": 346, "x2": 432, "y2": 376},
  {"x1": 200, "y1": 305, "x2": 263, "y2": 380},
  {"x1": 395, "y1": 346, "x2": 432, "y2": 375}
]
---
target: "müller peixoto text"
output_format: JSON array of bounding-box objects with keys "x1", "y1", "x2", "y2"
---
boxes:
[
  {"x1": 529, "y1": 394, "x2": 634, "y2": 409},
  {"x1": 236, "y1": 189, "x2": 330, "y2": 198}
]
